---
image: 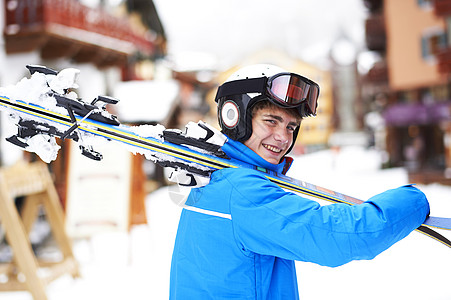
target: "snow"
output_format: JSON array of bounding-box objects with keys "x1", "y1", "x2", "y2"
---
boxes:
[
  {"x1": 47, "y1": 68, "x2": 80, "y2": 95},
  {"x1": 127, "y1": 124, "x2": 166, "y2": 140},
  {"x1": 1, "y1": 146, "x2": 450, "y2": 300},
  {"x1": 0, "y1": 70, "x2": 80, "y2": 163},
  {"x1": 0, "y1": 70, "x2": 80, "y2": 115},
  {"x1": 0, "y1": 74, "x2": 54, "y2": 110},
  {"x1": 25, "y1": 134, "x2": 60, "y2": 163}
]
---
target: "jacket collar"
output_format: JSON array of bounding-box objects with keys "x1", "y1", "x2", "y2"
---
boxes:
[{"x1": 221, "y1": 138, "x2": 293, "y2": 175}]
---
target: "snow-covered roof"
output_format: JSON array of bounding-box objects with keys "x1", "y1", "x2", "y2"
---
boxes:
[{"x1": 113, "y1": 80, "x2": 180, "y2": 123}]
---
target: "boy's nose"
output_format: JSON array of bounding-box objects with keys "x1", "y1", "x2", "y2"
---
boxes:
[{"x1": 274, "y1": 128, "x2": 289, "y2": 144}]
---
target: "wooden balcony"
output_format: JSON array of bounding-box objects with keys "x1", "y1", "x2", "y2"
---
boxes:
[
  {"x1": 3, "y1": 0, "x2": 155, "y2": 68},
  {"x1": 434, "y1": 0, "x2": 451, "y2": 17},
  {"x1": 436, "y1": 47, "x2": 451, "y2": 74},
  {"x1": 365, "y1": 14, "x2": 386, "y2": 51}
]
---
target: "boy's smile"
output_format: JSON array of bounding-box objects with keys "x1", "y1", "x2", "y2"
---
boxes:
[{"x1": 244, "y1": 106, "x2": 300, "y2": 164}]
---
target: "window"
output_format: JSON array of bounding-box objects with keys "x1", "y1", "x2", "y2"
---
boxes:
[
  {"x1": 417, "y1": 0, "x2": 432, "y2": 9},
  {"x1": 421, "y1": 30, "x2": 447, "y2": 60}
]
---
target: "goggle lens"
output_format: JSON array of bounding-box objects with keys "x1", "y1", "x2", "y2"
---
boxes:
[
  {"x1": 307, "y1": 85, "x2": 319, "y2": 114},
  {"x1": 269, "y1": 75, "x2": 310, "y2": 105},
  {"x1": 268, "y1": 73, "x2": 319, "y2": 115}
]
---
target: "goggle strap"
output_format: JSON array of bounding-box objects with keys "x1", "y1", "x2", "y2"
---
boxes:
[{"x1": 215, "y1": 77, "x2": 266, "y2": 101}]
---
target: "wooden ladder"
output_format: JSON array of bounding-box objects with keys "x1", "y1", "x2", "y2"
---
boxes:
[{"x1": 0, "y1": 161, "x2": 80, "y2": 300}]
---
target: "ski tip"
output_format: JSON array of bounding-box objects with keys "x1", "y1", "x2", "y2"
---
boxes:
[{"x1": 26, "y1": 65, "x2": 58, "y2": 76}]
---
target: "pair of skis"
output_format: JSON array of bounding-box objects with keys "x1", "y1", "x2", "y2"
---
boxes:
[{"x1": 0, "y1": 65, "x2": 450, "y2": 248}]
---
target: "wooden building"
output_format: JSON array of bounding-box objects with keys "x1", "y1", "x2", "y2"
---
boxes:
[{"x1": 363, "y1": 0, "x2": 451, "y2": 184}]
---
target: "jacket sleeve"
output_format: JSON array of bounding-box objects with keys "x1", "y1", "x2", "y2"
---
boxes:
[{"x1": 227, "y1": 169, "x2": 430, "y2": 267}]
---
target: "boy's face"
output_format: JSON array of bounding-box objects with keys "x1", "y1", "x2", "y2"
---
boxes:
[{"x1": 244, "y1": 106, "x2": 300, "y2": 164}]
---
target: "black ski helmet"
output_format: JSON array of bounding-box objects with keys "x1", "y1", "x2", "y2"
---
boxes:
[{"x1": 214, "y1": 64, "x2": 320, "y2": 155}]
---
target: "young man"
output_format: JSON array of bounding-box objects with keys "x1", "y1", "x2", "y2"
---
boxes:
[{"x1": 169, "y1": 65, "x2": 429, "y2": 299}]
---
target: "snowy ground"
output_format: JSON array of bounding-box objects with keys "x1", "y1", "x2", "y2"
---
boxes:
[{"x1": 2, "y1": 146, "x2": 451, "y2": 300}]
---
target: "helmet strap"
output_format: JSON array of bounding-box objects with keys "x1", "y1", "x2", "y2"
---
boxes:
[{"x1": 215, "y1": 77, "x2": 266, "y2": 102}]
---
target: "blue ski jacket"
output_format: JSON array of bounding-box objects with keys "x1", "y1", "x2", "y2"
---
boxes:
[{"x1": 169, "y1": 139, "x2": 429, "y2": 300}]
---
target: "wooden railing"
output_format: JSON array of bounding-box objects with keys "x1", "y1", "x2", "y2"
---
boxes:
[
  {"x1": 434, "y1": 0, "x2": 451, "y2": 17},
  {"x1": 4, "y1": 0, "x2": 154, "y2": 66},
  {"x1": 436, "y1": 47, "x2": 451, "y2": 74}
]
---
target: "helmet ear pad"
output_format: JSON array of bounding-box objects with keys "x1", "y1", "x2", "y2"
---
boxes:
[
  {"x1": 217, "y1": 94, "x2": 271, "y2": 142},
  {"x1": 217, "y1": 94, "x2": 252, "y2": 142}
]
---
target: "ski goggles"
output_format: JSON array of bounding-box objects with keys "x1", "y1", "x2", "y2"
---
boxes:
[{"x1": 215, "y1": 72, "x2": 320, "y2": 115}]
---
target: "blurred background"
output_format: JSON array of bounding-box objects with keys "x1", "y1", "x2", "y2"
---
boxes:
[{"x1": 1, "y1": 0, "x2": 451, "y2": 299}]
